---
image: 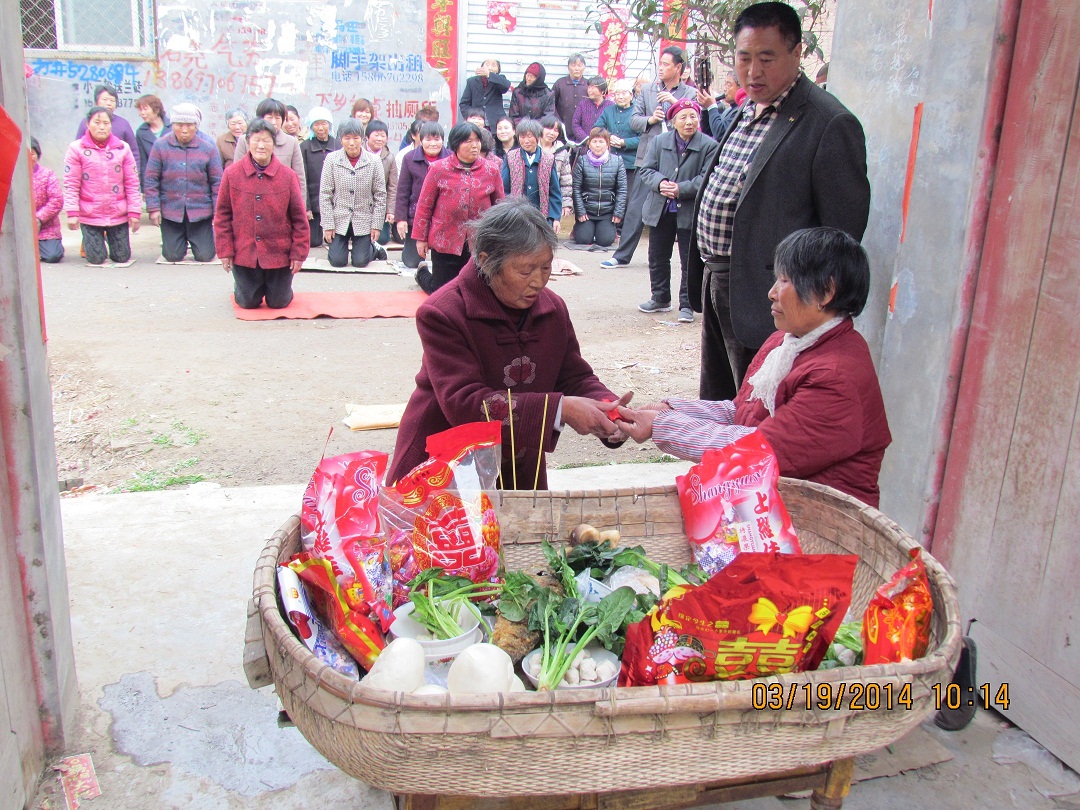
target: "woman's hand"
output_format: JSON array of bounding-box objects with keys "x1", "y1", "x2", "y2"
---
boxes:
[
  {"x1": 562, "y1": 206, "x2": 573, "y2": 219},
  {"x1": 562, "y1": 396, "x2": 621, "y2": 439},
  {"x1": 370, "y1": 229, "x2": 381, "y2": 242},
  {"x1": 659, "y1": 180, "x2": 679, "y2": 199},
  {"x1": 149, "y1": 211, "x2": 162, "y2": 226},
  {"x1": 67, "y1": 217, "x2": 79, "y2": 231},
  {"x1": 612, "y1": 216, "x2": 622, "y2": 225},
  {"x1": 577, "y1": 214, "x2": 588, "y2": 223},
  {"x1": 416, "y1": 240, "x2": 428, "y2": 258},
  {"x1": 396, "y1": 220, "x2": 409, "y2": 240},
  {"x1": 614, "y1": 406, "x2": 657, "y2": 444},
  {"x1": 551, "y1": 219, "x2": 561, "y2": 236},
  {"x1": 307, "y1": 210, "x2": 314, "y2": 221},
  {"x1": 324, "y1": 229, "x2": 335, "y2": 243},
  {"x1": 290, "y1": 259, "x2": 303, "y2": 275},
  {"x1": 129, "y1": 217, "x2": 141, "y2": 233},
  {"x1": 220, "y1": 257, "x2": 233, "y2": 273},
  {"x1": 610, "y1": 135, "x2": 624, "y2": 148}
]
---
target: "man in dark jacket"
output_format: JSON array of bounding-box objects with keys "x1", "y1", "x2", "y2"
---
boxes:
[
  {"x1": 688, "y1": 2, "x2": 870, "y2": 400},
  {"x1": 551, "y1": 54, "x2": 590, "y2": 130},
  {"x1": 635, "y1": 100, "x2": 719, "y2": 323},
  {"x1": 600, "y1": 46, "x2": 696, "y2": 268},
  {"x1": 459, "y1": 59, "x2": 511, "y2": 130}
]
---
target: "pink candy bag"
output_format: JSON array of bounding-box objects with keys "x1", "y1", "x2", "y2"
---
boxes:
[{"x1": 676, "y1": 432, "x2": 801, "y2": 576}]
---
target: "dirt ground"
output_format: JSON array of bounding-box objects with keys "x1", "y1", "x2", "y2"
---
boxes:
[{"x1": 45, "y1": 218, "x2": 701, "y2": 493}]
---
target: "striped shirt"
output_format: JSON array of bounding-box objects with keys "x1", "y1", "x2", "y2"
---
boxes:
[
  {"x1": 695, "y1": 80, "x2": 798, "y2": 261},
  {"x1": 651, "y1": 398, "x2": 756, "y2": 461}
]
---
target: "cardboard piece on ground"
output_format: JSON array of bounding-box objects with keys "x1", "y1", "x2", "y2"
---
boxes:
[
  {"x1": 551, "y1": 259, "x2": 582, "y2": 276},
  {"x1": 343, "y1": 402, "x2": 407, "y2": 430},
  {"x1": 300, "y1": 257, "x2": 398, "y2": 274},
  {"x1": 232, "y1": 290, "x2": 426, "y2": 320},
  {"x1": 154, "y1": 257, "x2": 219, "y2": 266},
  {"x1": 86, "y1": 259, "x2": 136, "y2": 268}
]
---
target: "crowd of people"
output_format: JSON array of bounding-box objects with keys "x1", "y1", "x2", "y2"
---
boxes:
[{"x1": 33, "y1": 3, "x2": 884, "y2": 502}]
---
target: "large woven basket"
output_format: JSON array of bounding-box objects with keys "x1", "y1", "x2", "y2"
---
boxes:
[{"x1": 252, "y1": 479, "x2": 962, "y2": 797}]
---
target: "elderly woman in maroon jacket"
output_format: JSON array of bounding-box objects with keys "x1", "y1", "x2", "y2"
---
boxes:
[
  {"x1": 214, "y1": 119, "x2": 309, "y2": 309},
  {"x1": 616, "y1": 228, "x2": 891, "y2": 506},
  {"x1": 411, "y1": 122, "x2": 504, "y2": 293},
  {"x1": 389, "y1": 199, "x2": 630, "y2": 489},
  {"x1": 395, "y1": 121, "x2": 450, "y2": 270}
]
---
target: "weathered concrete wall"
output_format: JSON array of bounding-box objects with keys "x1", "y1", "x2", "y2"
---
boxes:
[
  {"x1": 0, "y1": 0, "x2": 79, "y2": 799},
  {"x1": 25, "y1": 0, "x2": 451, "y2": 172},
  {"x1": 831, "y1": 0, "x2": 1006, "y2": 540}
]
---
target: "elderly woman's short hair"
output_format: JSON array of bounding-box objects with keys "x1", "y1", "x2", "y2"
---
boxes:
[
  {"x1": 448, "y1": 122, "x2": 484, "y2": 153},
  {"x1": 470, "y1": 199, "x2": 558, "y2": 282},
  {"x1": 773, "y1": 227, "x2": 870, "y2": 318},
  {"x1": 516, "y1": 119, "x2": 543, "y2": 140},
  {"x1": 255, "y1": 98, "x2": 287, "y2": 120},
  {"x1": 337, "y1": 119, "x2": 365, "y2": 139},
  {"x1": 587, "y1": 75, "x2": 608, "y2": 94},
  {"x1": 246, "y1": 118, "x2": 277, "y2": 140},
  {"x1": 225, "y1": 107, "x2": 248, "y2": 122},
  {"x1": 419, "y1": 121, "x2": 445, "y2": 140}
]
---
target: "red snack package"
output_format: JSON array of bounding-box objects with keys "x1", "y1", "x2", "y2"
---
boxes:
[
  {"x1": 862, "y1": 548, "x2": 934, "y2": 664},
  {"x1": 381, "y1": 422, "x2": 503, "y2": 601},
  {"x1": 676, "y1": 432, "x2": 800, "y2": 575},
  {"x1": 301, "y1": 450, "x2": 393, "y2": 632},
  {"x1": 287, "y1": 553, "x2": 386, "y2": 670},
  {"x1": 619, "y1": 552, "x2": 857, "y2": 686}
]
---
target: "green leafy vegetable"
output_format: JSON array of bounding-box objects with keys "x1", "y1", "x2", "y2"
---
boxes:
[{"x1": 405, "y1": 568, "x2": 502, "y2": 640}]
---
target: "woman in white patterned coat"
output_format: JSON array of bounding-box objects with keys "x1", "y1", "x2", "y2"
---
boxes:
[{"x1": 318, "y1": 119, "x2": 387, "y2": 268}]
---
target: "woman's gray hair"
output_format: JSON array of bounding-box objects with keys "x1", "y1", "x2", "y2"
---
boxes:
[
  {"x1": 515, "y1": 118, "x2": 543, "y2": 140},
  {"x1": 470, "y1": 198, "x2": 557, "y2": 281},
  {"x1": 337, "y1": 118, "x2": 365, "y2": 138},
  {"x1": 225, "y1": 107, "x2": 248, "y2": 121}
]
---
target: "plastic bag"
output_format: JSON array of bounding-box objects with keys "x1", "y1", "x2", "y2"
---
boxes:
[
  {"x1": 862, "y1": 548, "x2": 933, "y2": 664},
  {"x1": 619, "y1": 552, "x2": 856, "y2": 686},
  {"x1": 381, "y1": 422, "x2": 503, "y2": 607},
  {"x1": 301, "y1": 450, "x2": 393, "y2": 632},
  {"x1": 676, "y1": 432, "x2": 800, "y2": 576},
  {"x1": 277, "y1": 565, "x2": 360, "y2": 680}
]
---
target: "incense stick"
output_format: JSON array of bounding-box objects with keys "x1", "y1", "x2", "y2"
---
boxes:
[
  {"x1": 534, "y1": 394, "x2": 549, "y2": 490},
  {"x1": 507, "y1": 388, "x2": 517, "y2": 490},
  {"x1": 482, "y1": 399, "x2": 505, "y2": 491}
]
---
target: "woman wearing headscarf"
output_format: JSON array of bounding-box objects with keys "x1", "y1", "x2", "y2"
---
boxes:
[
  {"x1": 300, "y1": 107, "x2": 340, "y2": 247},
  {"x1": 509, "y1": 63, "x2": 556, "y2": 125},
  {"x1": 30, "y1": 137, "x2": 64, "y2": 263},
  {"x1": 63, "y1": 106, "x2": 141, "y2": 265},
  {"x1": 412, "y1": 122, "x2": 504, "y2": 293},
  {"x1": 616, "y1": 227, "x2": 891, "y2": 507},
  {"x1": 389, "y1": 199, "x2": 628, "y2": 489}
]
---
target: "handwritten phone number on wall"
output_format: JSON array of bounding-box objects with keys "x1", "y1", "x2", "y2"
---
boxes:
[
  {"x1": 157, "y1": 68, "x2": 277, "y2": 96},
  {"x1": 32, "y1": 60, "x2": 141, "y2": 85}
]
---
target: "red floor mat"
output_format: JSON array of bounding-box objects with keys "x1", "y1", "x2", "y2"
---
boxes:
[{"x1": 232, "y1": 290, "x2": 427, "y2": 320}]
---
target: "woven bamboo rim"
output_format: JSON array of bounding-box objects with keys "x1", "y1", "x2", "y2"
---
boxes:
[{"x1": 253, "y1": 479, "x2": 963, "y2": 795}]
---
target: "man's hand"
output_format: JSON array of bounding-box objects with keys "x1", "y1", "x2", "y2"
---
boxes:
[
  {"x1": 67, "y1": 217, "x2": 79, "y2": 231},
  {"x1": 148, "y1": 211, "x2": 162, "y2": 226},
  {"x1": 649, "y1": 105, "x2": 665, "y2": 125},
  {"x1": 290, "y1": 259, "x2": 303, "y2": 275},
  {"x1": 659, "y1": 180, "x2": 679, "y2": 199},
  {"x1": 221, "y1": 257, "x2": 233, "y2": 273},
  {"x1": 416, "y1": 240, "x2": 428, "y2": 258},
  {"x1": 614, "y1": 405, "x2": 657, "y2": 443},
  {"x1": 396, "y1": 220, "x2": 409, "y2": 240},
  {"x1": 657, "y1": 91, "x2": 677, "y2": 106},
  {"x1": 129, "y1": 217, "x2": 141, "y2": 233},
  {"x1": 476, "y1": 64, "x2": 489, "y2": 78},
  {"x1": 696, "y1": 89, "x2": 716, "y2": 109}
]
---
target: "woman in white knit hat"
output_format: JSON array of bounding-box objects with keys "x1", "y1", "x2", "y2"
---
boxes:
[{"x1": 300, "y1": 107, "x2": 340, "y2": 247}]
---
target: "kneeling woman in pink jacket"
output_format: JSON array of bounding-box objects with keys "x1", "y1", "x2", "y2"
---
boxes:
[
  {"x1": 63, "y1": 107, "x2": 142, "y2": 265},
  {"x1": 214, "y1": 119, "x2": 309, "y2": 309}
]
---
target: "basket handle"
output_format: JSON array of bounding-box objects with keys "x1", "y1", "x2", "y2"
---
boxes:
[
  {"x1": 244, "y1": 598, "x2": 273, "y2": 689},
  {"x1": 594, "y1": 689, "x2": 757, "y2": 717}
]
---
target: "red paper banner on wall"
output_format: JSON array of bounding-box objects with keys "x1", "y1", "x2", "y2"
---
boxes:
[
  {"x1": 660, "y1": 0, "x2": 687, "y2": 52},
  {"x1": 599, "y1": 12, "x2": 629, "y2": 81},
  {"x1": 426, "y1": 0, "x2": 460, "y2": 118},
  {"x1": 486, "y1": 0, "x2": 517, "y2": 33}
]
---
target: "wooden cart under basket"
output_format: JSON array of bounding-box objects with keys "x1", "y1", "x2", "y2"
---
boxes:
[{"x1": 246, "y1": 480, "x2": 962, "y2": 809}]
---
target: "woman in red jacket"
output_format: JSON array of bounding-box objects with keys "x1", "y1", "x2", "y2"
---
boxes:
[
  {"x1": 615, "y1": 227, "x2": 891, "y2": 506},
  {"x1": 214, "y1": 119, "x2": 309, "y2": 309},
  {"x1": 412, "y1": 122, "x2": 504, "y2": 293}
]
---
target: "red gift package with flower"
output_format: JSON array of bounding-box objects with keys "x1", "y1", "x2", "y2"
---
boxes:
[
  {"x1": 676, "y1": 432, "x2": 801, "y2": 576},
  {"x1": 300, "y1": 450, "x2": 393, "y2": 632},
  {"x1": 619, "y1": 552, "x2": 857, "y2": 686},
  {"x1": 862, "y1": 548, "x2": 933, "y2": 664},
  {"x1": 381, "y1": 422, "x2": 503, "y2": 606}
]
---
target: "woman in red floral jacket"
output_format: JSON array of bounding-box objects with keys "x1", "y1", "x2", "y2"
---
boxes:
[{"x1": 411, "y1": 122, "x2": 504, "y2": 293}]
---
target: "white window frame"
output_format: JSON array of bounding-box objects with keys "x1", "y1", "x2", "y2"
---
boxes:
[{"x1": 24, "y1": 0, "x2": 155, "y2": 58}]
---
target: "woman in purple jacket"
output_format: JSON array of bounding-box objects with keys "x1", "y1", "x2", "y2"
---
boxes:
[{"x1": 395, "y1": 122, "x2": 449, "y2": 270}]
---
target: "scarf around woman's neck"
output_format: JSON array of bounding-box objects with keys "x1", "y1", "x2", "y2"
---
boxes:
[
  {"x1": 747, "y1": 316, "x2": 844, "y2": 416},
  {"x1": 586, "y1": 149, "x2": 610, "y2": 167}
]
